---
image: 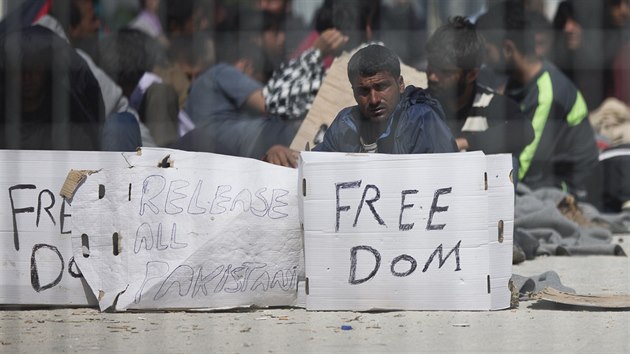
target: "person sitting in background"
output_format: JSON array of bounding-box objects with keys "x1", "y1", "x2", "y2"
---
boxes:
[
  {"x1": 97, "y1": 28, "x2": 179, "y2": 147},
  {"x1": 155, "y1": 33, "x2": 215, "y2": 111},
  {"x1": 66, "y1": 0, "x2": 103, "y2": 60},
  {"x1": 36, "y1": 12, "x2": 141, "y2": 152},
  {"x1": 425, "y1": 16, "x2": 534, "y2": 158},
  {"x1": 255, "y1": 0, "x2": 309, "y2": 59},
  {"x1": 173, "y1": 29, "x2": 298, "y2": 160},
  {"x1": 173, "y1": 7, "x2": 350, "y2": 167},
  {"x1": 552, "y1": 0, "x2": 630, "y2": 109},
  {"x1": 130, "y1": 0, "x2": 168, "y2": 47},
  {"x1": 476, "y1": 1, "x2": 599, "y2": 201},
  {"x1": 587, "y1": 98, "x2": 630, "y2": 213},
  {"x1": 314, "y1": 44, "x2": 457, "y2": 154},
  {"x1": 0, "y1": 25, "x2": 103, "y2": 150}
]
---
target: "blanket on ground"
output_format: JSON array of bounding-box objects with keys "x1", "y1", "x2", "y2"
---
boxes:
[{"x1": 514, "y1": 184, "x2": 629, "y2": 260}]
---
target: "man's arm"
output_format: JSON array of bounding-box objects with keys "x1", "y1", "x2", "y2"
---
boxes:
[
  {"x1": 244, "y1": 89, "x2": 266, "y2": 115},
  {"x1": 263, "y1": 29, "x2": 348, "y2": 120}
]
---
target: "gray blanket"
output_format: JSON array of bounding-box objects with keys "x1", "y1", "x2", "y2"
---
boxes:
[{"x1": 514, "y1": 184, "x2": 629, "y2": 259}]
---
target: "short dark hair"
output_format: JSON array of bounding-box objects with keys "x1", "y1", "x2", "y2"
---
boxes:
[
  {"x1": 347, "y1": 44, "x2": 400, "y2": 83},
  {"x1": 476, "y1": 0, "x2": 536, "y2": 56},
  {"x1": 553, "y1": 1, "x2": 575, "y2": 31},
  {"x1": 166, "y1": 0, "x2": 194, "y2": 32},
  {"x1": 426, "y1": 16, "x2": 484, "y2": 71}
]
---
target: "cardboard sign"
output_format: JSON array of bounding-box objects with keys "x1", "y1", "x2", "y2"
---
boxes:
[
  {"x1": 299, "y1": 152, "x2": 513, "y2": 311},
  {"x1": 71, "y1": 148, "x2": 303, "y2": 311},
  {"x1": 290, "y1": 51, "x2": 428, "y2": 151},
  {"x1": 0, "y1": 150, "x2": 130, "y2": 306}
]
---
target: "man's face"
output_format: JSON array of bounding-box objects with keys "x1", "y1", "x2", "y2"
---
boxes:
[
  {"x1": 351, "y1": 71, "x2": 404, "y2": 123},
  {"x1": 610, "y1": 0, "x2": 630, "y2": 28},
  {"x1": 563, "y1": 18, "x2": 583, "y2": 50},
  {"x1": 71, "y1": 0, "x2": 101, "y2": 39},
  {"x1": 426, "y1": 60, "x2": 466, "y2": 104},
  {"x1": 262, "y1": 28, "x2": 286, "y2": 64}
]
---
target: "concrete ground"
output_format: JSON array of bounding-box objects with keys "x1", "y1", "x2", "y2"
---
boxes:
[{"x1": 2, "y1": 237, "x2": 629, "y2": 353}]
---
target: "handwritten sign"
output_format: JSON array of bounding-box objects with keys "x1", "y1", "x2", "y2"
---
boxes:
[
  {"x1": 299, "y1": 151, "x2": 513, "y2": 311},
  {"x1": 71, "y1": 148, "x2": 303, "y2": 311},
  {"x1": 0, "y1": 150, "x2": 130, "y2": 306}
]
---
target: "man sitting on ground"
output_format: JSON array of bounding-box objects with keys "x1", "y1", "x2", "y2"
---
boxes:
[
  {"x1": 476, "y1": 1, "x2": 599, "y2": 200},
  {"x1": 425, "y1": 16, "x2": 534, "y2": 158},
  {"x1": 314, "y1": 44, "x2": 457, "y2": 153}
]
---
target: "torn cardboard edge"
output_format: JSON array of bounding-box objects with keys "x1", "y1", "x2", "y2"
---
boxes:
[
  {"x1": 534, "y1": 287, "x2": 630, "y2": 309},
  {"x1": 157, "y1": 154, "x2": 174, "y2": 168},
  {"x1": 59, "y1": 169, "x2": 100, "y2": 201}
]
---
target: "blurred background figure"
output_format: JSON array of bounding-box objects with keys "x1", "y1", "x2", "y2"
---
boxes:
[
  {"x1": 64, "y1": 0, "x2": 103, "y2": 59},
  {"x1": 174, "y1": 26, "x2": 298, "y2": 160},
  {"x1": 130, "y1": 0, "x2": 168, "y2": 46},
  {"x1": 476, "y1": 0, "x2": 599, "y2": 201},
  {"x1": 425, "y1": 16, "x2": 534, "y2": 159},
  {"x1": 97, "y1": 28, "x2": 179, "y2": 147},
  {"x1": 255, "y1": 0, "x2": 308, "y2": 59},
  {"x1": 552, "y1": 0, "x2": 630, "y2": 109},
  {"x1": 0, "y1": 25, "x2": 104, "y2": 150},
  {"x1": 587, "y1": 98, "x2": 630, "y2": 213}
]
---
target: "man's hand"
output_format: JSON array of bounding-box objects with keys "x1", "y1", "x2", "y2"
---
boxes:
[
  {"x1": 263, "y1": 145, "x2": 300, "y2": 168},
  {"x1": 456, "y1": 137, "x2": 470, "y2": 151},
  {"x1": 313, "y1": 29, "x2": 349, "y2": 58}
]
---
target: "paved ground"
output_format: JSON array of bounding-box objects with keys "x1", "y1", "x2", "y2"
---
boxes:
[{"x1": 1, "y1": 237, "x2": 629, "y2": 353}]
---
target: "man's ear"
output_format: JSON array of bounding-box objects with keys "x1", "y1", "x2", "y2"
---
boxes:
[
  {"x1": 466, "y1": 68, "x2": 479, "y2": 84},
  {"x1": 398, "y1": 75, "x2": 405, "y2": 93},
  {"x1": 502, "y1": 40, "x2": 516, "y2": 60}
]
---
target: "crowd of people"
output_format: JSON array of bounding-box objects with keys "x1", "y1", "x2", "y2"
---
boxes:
[{"x1": 0, "y1": 0, "x2": 629, "y2": 216}]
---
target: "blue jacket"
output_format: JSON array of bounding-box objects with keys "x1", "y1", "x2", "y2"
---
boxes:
[{"x1": 314, "y1": 86, "x2": 458, "y2": 153}]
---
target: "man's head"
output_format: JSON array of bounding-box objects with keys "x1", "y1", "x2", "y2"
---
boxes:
[
  {"x1": 347, "y1": 44, "x2": 404, "y2": 123},
  {"x1": 553, "y1": 1, "x2": 583, "y2": 51},
  {"x1": 425, "y1": 16, "x2": 483, "y2": 108},
  {"x1": 214, "y1": 28, "x2": 267, "y2": 82},
  {"x1": 607, "y1": 0, "x2": 630, "y2": 28},
  {"x1": 97, "y1": 28, "x2": 166, "y2": 98},
  {"x1": 476, "y1": 0, "x2": 536, "y2": 75},
  {"x1": 69, "y1": 0, "x2": 101, "y2": 40},
  {"x1": 168, "y1": 34, "x2": 215, "y2": 81}
]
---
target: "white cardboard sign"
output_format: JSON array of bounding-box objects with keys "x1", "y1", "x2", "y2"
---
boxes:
[
  {"x1": 0, "y1": 150, "x2": 130, "y2": 306},
  {"x1": 299, "y1": 151, "x2": 513, "y2": 311},
  {"x1": 70, "y1": 148, "x2": 303, "y2": 311}
]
